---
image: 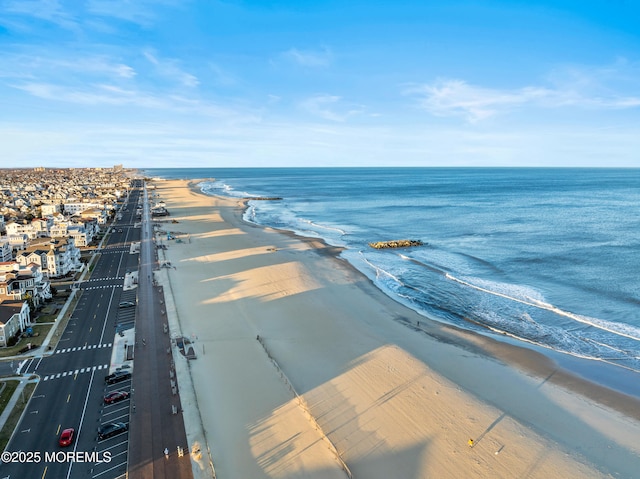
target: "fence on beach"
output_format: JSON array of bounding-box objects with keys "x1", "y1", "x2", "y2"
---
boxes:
[{"x1": 256, "y1": 335, "x2": 353, "y2": 479}]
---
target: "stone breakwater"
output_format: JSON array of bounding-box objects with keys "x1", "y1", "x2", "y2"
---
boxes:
[
  {"x1": 368, "y1": 239, "x2": 424, "y2": 249},
  {"x1": 245, "y1": 197, "x2": 283, "y2": 201}
]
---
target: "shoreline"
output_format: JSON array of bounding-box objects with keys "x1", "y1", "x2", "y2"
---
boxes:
[
  {"x1": 157, "y1": 178, "x2": 640, "y2": 478},
  {"x1": 282, "y1": 224, "x2": 640, "y2": 420},
  {"x1": 234, "y1": 185, "x2": 640, "y2": 414}
]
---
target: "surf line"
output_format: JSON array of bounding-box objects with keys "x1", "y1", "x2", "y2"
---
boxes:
[{"x1": 445, "y1": 273, "x2": 640, "y2": 342}]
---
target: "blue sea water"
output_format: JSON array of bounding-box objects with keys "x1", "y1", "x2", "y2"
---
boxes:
[{"x1": 144, "y1": 167, "x2": 640, "y2": 380}]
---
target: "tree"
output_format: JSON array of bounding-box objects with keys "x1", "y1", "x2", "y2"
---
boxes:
[{"x1": 22, "y1": 292, "x2": 36, "y2": 315}]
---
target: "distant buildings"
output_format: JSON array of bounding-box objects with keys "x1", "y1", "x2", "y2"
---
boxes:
[{"x1": 0, "y1": 166, "x2": 132, "y2": 347}]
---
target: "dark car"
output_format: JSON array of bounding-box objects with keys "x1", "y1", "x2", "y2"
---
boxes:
[
  {"x1": 59, "y1": 428, "x2": 74, "y2": 447},
  {"x1": 119, "y1": 301, "x2": 135, "y2": 308},
  {"x1": 104, "y1": 391, "x2": 129, "y2": 404},
  {"x1": 97, "y1": 422, "x2": 128, "y2": 440},
  {"x1": 105, "y1": 370, "x2": 131, "y2": 385}
]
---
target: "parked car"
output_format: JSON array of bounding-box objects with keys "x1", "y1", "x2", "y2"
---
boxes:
[
  {"x1": 59, "y1": 428, "x2": 74, "y2": 447},
  {"x1": 119, "y1": 301, "x2": 135, "y2": 308},
  {"x1": 97, "y1": 422, "x2": 128, "y2": 440},
  {"x1": 105, "y1": 370, "x2": 131, "y2": 385},
  {"x1": 104, "y1": 391, "x2": 129, "y2": 404}
]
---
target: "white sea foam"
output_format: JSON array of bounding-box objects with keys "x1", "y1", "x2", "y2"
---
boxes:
[
  {"x1": 202, "y1": 180, "x2": 254, "y2": 198},
  {"x1": 300, "y1": 218, "x2": 348, "y2": 235},
  {"x1": 359, "y1": 252, "x2": 404, "y2": 284},
  {"x1": 447, "y1": 273, "x2": 640, "y2": 343}
]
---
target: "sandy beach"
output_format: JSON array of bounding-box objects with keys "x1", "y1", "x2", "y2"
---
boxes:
[{"x1": 152, "y1": 179, "x2": 640, "y2": 479}]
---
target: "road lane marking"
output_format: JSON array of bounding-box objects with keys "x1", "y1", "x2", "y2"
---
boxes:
[{"x1": 65, "y1": 368, "x2": 97, "y2": 479}]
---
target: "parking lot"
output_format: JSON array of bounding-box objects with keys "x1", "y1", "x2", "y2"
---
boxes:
[
  {"x1": 116, "y1": 290, "x2": 137, "y2": 335},
  {"x1": 90, "y1": 375, "x2": 132, "y2": 479}
]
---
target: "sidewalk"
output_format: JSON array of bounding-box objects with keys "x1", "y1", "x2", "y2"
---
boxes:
[
  {"x1": 155, "y1": 245, "x2": 213, "y2": 479},
  {"x1": 0, "y1": 377, "x2": 38, "y2": 435},
  {"x1": 109, "y1": 327, "x2": 136, "y2": 375}
]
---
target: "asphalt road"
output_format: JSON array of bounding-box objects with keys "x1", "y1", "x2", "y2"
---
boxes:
[{"x1": 1, "y1": 189, "x2": 142, "y2": 479}]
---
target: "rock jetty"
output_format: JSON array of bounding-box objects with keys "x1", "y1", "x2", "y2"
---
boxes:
[
  {"x1": 245, "y1": 197, "x2": 283, "y2": 201},
  {"x1": 368, "y1": 239, "x2": 424, "y2": 249}
]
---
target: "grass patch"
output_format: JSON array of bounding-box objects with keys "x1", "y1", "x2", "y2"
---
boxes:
[
  {"x1": 0, "y1": 381, "x2": 37, "y2": 451},
  {"x1": 0, "y1": 380, "x2": 19, "y2": 413},
  {"x1": 44, "y1": 291, "x2": 82, "y2": 352},
  {"x1": 0, "y1": 291, "x2": 82, "y2": 359}
]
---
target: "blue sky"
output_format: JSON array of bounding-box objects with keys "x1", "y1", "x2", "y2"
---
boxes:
[{"x1": 1, "y1": 0, "x2": 639, "y2": 167}]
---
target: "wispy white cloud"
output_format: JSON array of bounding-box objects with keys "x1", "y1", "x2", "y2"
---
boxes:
[
  {"x1": 299, "y1": 94, "x2": 363, "y2": 122},
  {"x1": 10, "y1": 80, "x2": 262, "y2": 124},
  {"x1": 207, "y1": 63, "x2": 238, "y2": 87},
  {"x1": 1, "y1": 0, "x2": 79, "y2": 30},
  {"x1": 87, "y1": 0, "x2": 183, "y2": 26},
  {"x1": 282, "y1": 47, "x2": 332, "y2": 68},
  {"x1": 13, "y1": 82, "x2": 162, "y2": 107},
  {"x1": 0, "y1": 51, "x2": 136, "y2": 82},
  {"x1": 143, "y1": 50, "x2": 199, "y2": 88},
  {"x1": 0, "y1": 0, "x2": 183, "y2": 34},
  {"x1": 406, "y1": 79, "x2": 552, "y2": 122},
  {"x1": 408, "y1": 64, "x2": 640, "y2": 122}
]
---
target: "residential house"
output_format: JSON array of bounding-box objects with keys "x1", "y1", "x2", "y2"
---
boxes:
[
  {"x1": 68, "y1": 224, "x2": 90, "y2": 247},
  {"x1": 79, "y1": 207, "x2": 108, "y2": 225},
  {"x1": 41, "y1": 203, "x2": 61, "y2": 216},
  {"x1": 63, "y1": 202, "x2": 104, "y2": 216},
  {"x1": 0, "y1": 271, "x2": 27, "y2": 300},
  {"x1": 0, "y1": 300, "x2": 30, "y2": 347},
  {"x1": 31, "y1": 217, "x2": 53, "y2": 237},
  {"x1": 5, "y1": 220, "x2": 38, "y2": 240},
  {"x1": 15, "y1": 249, "x2": 50, "y2": 276},
  {"x1": 50, "y1": 222, "x2": 69, "y2": 238},
  {"x1": 16, "y1": 238, "x2": 82, "y2": 278},
  {"x1": 0, "y1": 262, "x2": 52, "y2": 307},
  {"x1": 7, "y1": 233, "x2": 29, "y2": 251},
  {"x1": 0, "y1": 240, "x2": 12, "y2": 262}
]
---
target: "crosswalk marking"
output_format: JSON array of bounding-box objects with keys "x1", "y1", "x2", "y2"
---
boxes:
[
  {"x1": 42, "y1": 364, "x2": 109, "y2": 381},
  {"x1": 80, "y1": 285, "x2": 121, "y2": 290},
  {"x1": 81, "y1": 277, "x2": 125, "y2": 282},
  {"x1": 55, "y1": 343, "x2": 112, "y2": 354}
]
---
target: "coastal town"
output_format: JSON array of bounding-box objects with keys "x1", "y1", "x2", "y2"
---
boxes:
[
  {"x1": 0, "y1": 166, "x2": 131, "y2": 349},
  {"x1": 0, "y1": 170, "x2": 194, "y2": 479}
]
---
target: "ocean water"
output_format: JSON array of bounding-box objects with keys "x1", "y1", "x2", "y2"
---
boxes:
[{"x1": 144, "y1": 167, "x2": 640, "y2": 380}]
